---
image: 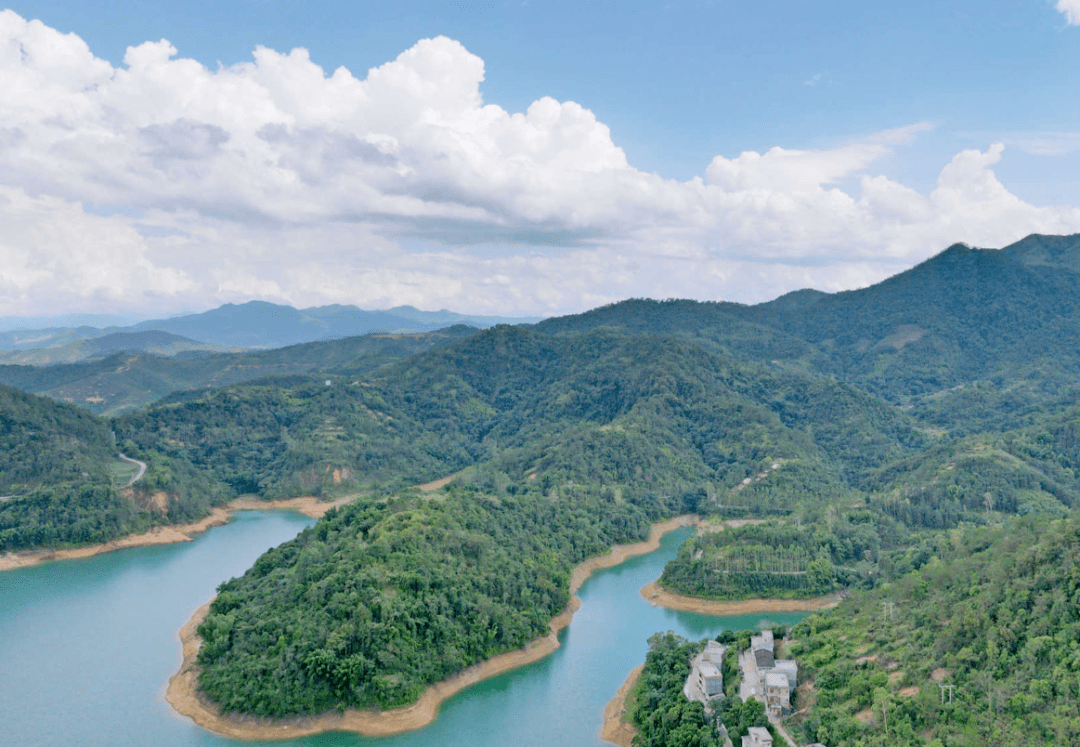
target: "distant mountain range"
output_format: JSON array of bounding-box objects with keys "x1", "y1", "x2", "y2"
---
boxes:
[
  {"x1": 0, "y1": 326, "x2": 480, "y2": 415},
  {"x1": 0, "y1": 302, "x2": 543, "y2": 353},
  {"x1": 4, "y1": 233, "x2": 1080, "y2": 420},
  {"x1": 0, "y1": 331, "x2": 243, "y2": 366},
  {"x1": 0, "y1": 312, "x2": 146, "y2": 333}
]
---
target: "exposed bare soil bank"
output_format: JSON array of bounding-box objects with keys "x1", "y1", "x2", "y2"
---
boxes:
[
  {"x1": 0, "y1": 495, "x2": 353, "y2": 572},
  {"x1": 228, "y1": 495, "x2": 354, "y2": 519},
  {"x1": 165, "y1": 514, "x2": 700, "y2": 739},
  {"x1": 601, "y1": 665, "x2": 643, "y2": 747},
  {"x1": 639, "y1": 582, "x2": 842, "y2": 616},
  {"x1": 416, "y1": 474, "x2": 458, "y2": 492}
]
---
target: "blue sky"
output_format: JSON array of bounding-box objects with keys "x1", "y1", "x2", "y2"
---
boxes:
[{"x1": 1, "y1": 1, "x2": 1079, "y2": 317}]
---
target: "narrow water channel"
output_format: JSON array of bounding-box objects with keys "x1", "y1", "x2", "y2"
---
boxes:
[{"x1": 0, "y1": 512, "x2": 807, "y2": 747}]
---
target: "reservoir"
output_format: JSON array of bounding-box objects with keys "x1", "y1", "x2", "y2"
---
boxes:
[{"x1": 0, "y1": 511, "x2": 807, "y2": 747}]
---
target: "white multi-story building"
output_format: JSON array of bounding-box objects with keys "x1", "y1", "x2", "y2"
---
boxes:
[{"x1": 684, "y1": 639, "x2": 729, "y2": 703}]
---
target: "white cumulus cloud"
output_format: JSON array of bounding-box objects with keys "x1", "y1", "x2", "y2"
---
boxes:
[
  {"x1": 1058, "y1": 0, "x2": 1080, "y2": 25},
  {"x1": 0, "y1": 185, "x2": 193, "y2": 315},
  {"x1": 0, "y1": 10, "x2": 1079, "y2": 317}
]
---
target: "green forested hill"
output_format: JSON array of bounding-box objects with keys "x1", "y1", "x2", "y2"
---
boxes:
[
  {"x1": 539, "y1": 234, "x2": 1080, "y2": 436},
  {"x1": 789, "y1": 514, "x2": 1080, "y2": 747},
  {"x1": 658, "y1": 409, "x2": 1080, "y2": 602},
  {"x1": 0, "y1": 384, "x2": 228, "y2": 551},
  {"x1": 196, "y1": 485, "x2": 686, "y2": 715},
  {"x1": 0, "y1": 384, "x2": 118, "y2": 493},
  {"x1": 115, "y1": 326, "x2": 923, "y2": 507},
  {"x1": 751, "y1": 239, "x2": 1080, "y2": 405}
]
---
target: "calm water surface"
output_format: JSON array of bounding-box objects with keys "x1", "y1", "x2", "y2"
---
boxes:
[{"x1": 0, "y1": 512, "x2": 806, "y2": 747}]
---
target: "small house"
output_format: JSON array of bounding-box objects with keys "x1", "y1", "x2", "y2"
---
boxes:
[
  {"x1": 697, "y1": 660, "x2": 724, "y2": 697},
  {"x1": 764, "y1": 671, "x2": 791, "y2": 715},
  {"x1": 742, "y1": 726, "x2": 773, "y2": 747},
  {"x1": 684, "y1": 640, "x2": 729, "y2": 704}
]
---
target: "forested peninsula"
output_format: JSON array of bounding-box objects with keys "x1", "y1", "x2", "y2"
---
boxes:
[{"x1": 4, "y1": 234, "x2": 1080, "y2": 744}]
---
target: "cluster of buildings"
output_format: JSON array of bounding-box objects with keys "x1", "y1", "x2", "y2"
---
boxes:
[
  {"x1": 740, "y1": 630, "x2": 798, "y2": 718},
  {"x1": 681, "y1": 629, "x2": 802, "y2": 747}
]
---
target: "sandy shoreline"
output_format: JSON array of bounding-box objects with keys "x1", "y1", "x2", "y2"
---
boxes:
[
  {"x1": 640, "y1": 581, "x2": 842, "y2": 616},
  {"x1": 164, "y1": 513, "x2": 700, "y2": 740},
  {"x1": 601, "y1": 665, "x2": 643, "y2": 747},
  {"x1": 0, "y1": 495, "x2": 353, "y2": 572}
]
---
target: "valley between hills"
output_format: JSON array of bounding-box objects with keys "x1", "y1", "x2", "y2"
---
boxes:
[{"x1": 4, "y1": 233, "x2": 1080, "y2": 746}]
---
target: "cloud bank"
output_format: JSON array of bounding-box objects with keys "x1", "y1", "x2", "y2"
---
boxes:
[{"x1": 1, "y1": 10, "x2": 1079, "y2": 317}]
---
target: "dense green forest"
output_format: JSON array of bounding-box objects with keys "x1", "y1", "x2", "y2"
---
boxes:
[
  {"x1": 626, "y1": 633, "x2": 722, "y2": 747},
  {"x1": 113, "y1": 325, "x2": 924, "y2": 508},
  {"x1": 660, "y1": 520, "x2": 863, "y2": 600},
  {"x1": 0, "y1": 326, "x2": 478, "y2": 415},
  {"x1": 658, "y1": 401, "x2": 1080, "y2": 602},
  {"x1": 196, "y1": 484, "x2": 691, "y2": 714},
  {"x1": 542, "y1": 235, "x2": 1080, "y2": 435},
  {"x1": 789, "y1": 514, "x2": 1080, "y2": 746},
  {"x1": 0, "y1": 384, "x2": 228, "y2": 551}
]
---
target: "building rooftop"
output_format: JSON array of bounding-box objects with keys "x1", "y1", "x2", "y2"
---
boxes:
[
  {"x1": 764, "y1": 672, "x2": 788, "y2": 689},
  {"x1": 743, "y1": 726, "x2": 773, "y2": 747},
  {"x1": 703, "y1": 640, "x2": 726, "y2": 663},
  {"x1": 699, "y1": 661, "x2": 721, "y2": 678},
  {"x1": 750, "y1": 630, "x2": 775, "y2": 653},
  {"x1": 773, "y1": 659, "x2": 798, "y2": 688}
]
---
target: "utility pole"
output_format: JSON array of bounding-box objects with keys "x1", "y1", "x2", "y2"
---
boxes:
[
  {"x1": 939, "y1": 683, "x2": 954, "y2": 705},
  {"x1": 881, "y1": 601, "x2": 895, "y2": 623}
]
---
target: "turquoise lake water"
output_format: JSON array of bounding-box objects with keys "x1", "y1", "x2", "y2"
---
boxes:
[{"x1": 0, "y1": 511, "x2": 807, "y2": 747}]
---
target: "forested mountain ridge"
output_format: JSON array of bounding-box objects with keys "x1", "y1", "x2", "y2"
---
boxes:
[
  {"x1": 8, "y1": 235, "x2": 1080, "y2": 563},
  {"x1": 6, "y1": 233, "x2": 1080, "y2": 424},
  {"x1": 0, "y1": 325, "x2": 479, "y2": 415},
  {"x1": 540, "y1": 233, "x2": 1080, "y2": 435},
  {"x1": 114, "y1": 325, "x2": 925, "y2": 508},
  {"x1": 752, "y1": 238, "x2": 1080, "y2": 401}
]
